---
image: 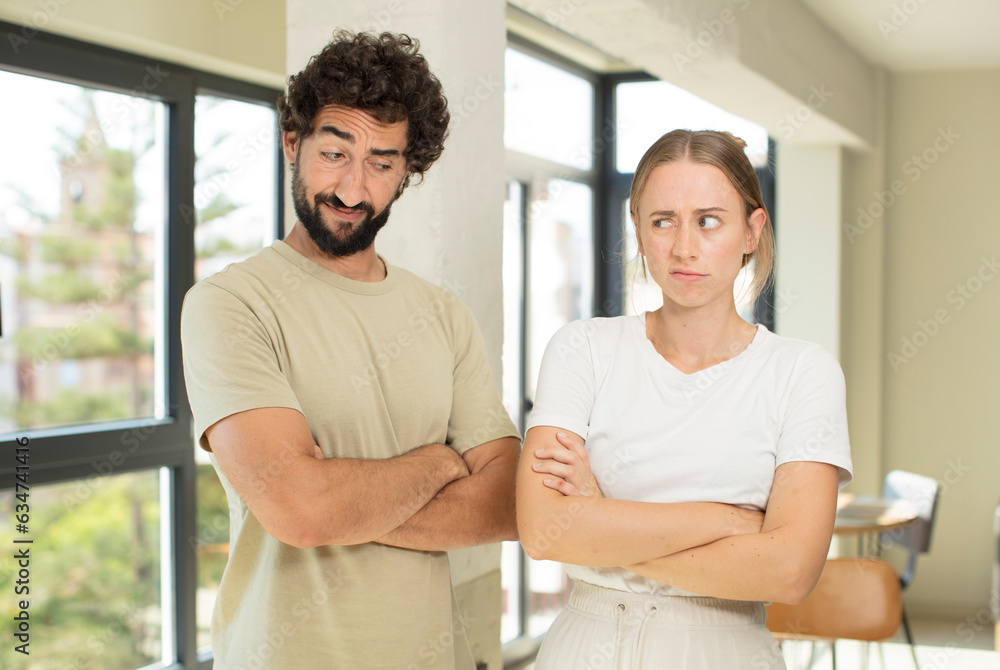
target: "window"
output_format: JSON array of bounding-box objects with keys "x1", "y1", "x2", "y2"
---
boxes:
[
  {"x1": 0, "y1": 22, "x2": 282, "y2": 669},
  {"x1": 501, "y1": 41, "x2": 597, "y2": 656},
  {"x1": 611, "y1": 78, "x2": 775, "y2": 328},
  {"x1": 0, "y1": 70, "x2": 167, "y2": 435}
]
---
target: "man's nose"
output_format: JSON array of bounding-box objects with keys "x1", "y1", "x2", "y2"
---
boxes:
[{"x1": 334, "y1": 161, "x2": 366, "y2": 208}]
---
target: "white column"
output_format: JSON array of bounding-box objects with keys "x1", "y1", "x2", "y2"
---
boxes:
[{"x1": 774, "y1": 144, "x2": 843, "y2": 359}]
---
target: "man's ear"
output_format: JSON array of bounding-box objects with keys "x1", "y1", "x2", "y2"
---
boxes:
[{"x1": 282, "y1": 130, "x2": 300, "y2": 164}]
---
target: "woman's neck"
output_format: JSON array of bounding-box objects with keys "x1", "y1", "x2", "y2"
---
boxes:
[{"x1": 645, "y1": 302, "x2": 758, "y2": 374}]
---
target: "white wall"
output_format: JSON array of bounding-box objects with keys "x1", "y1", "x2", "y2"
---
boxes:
[
  {"x1": 774, "y1": 144, "x2": 842, "y2": 357},
  {"x1": 878, "y1": 69, "x2": 1000, "y2": 617}
]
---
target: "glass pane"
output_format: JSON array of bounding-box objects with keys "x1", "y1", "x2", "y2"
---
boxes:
[
  {"x1": 526, "y1": 178, "x2": 593, "y2": 403},
  {"x1": 500, "y1": 540, "x2": 522, "y2": 644},
  {"x1": 523, "y1": 178, "x2": 593, "y2": 637},
  {"x1": 527, "y1": 556, "x2": 571, "y2": 638},
  {"x1": 0, "y1": 70, "x2": 166, "y2": 435},
  {"x1": 501, "y1": 179, "x2": 525, "y2": 645},
  {"x1": 194, "y1": 95, "x2": 278, "y2": 281},
  {"x1": 616, "y1": 80, "x2": 769, "y2": 172},
  {"x1": 195, "y1": 460, "x2": 230, "y2": 650},
  {"x1": 621, "y1": 196, "x2": 758, "y2": 324},
  {"x1": 504, "y1": 49, "x2": 594, "y2": 169},
  {"x1": 501, "y1": 179, "x2": 524, "y2": 432},
  {"x1": 0, "y1": 469, "x2": 168, "y2": 669},
  {"x1": 193, "y1": 93, "x2": 278, "y2": 650}
]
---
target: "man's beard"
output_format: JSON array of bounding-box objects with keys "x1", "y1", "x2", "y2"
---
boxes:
[{"x1": 292, "y1": 164, "x2": 396, "y2": 257}]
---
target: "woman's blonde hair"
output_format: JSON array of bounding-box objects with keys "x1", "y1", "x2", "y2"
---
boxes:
[{"x1": 628, "y1": 129, "x2": 774, "y2": 305}]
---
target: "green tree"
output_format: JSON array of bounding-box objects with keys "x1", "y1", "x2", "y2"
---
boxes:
[{"x1": 0, "y1": 91, "x2": 156, "y2": 429}]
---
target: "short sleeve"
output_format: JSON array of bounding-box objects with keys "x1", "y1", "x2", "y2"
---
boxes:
[
  {"x1": 444, "y1": 302, "x2": 520, "y2": 454},
  {"x1": 181, "y1": 280, "x2": 303, "y2": 450},
  {"x1": 775, "y1": 345, "x2": 854, "y2": 488},
  {"x1": 525, "y1": 321, "x2": 596, "y2": 439}
]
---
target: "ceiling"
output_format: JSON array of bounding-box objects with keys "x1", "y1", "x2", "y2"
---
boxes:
[
  {"x1": 784, "y1": 0, "x2": 998, "y2": 71},
  {"x1": 510, "y1": 0, "x2": 1000, "y2": 73}
]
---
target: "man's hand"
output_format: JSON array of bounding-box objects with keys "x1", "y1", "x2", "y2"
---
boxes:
[
  {"x1": 409, "y1": 443, "x2": 471, "y2": 484},
  {"x1": 373, "y1": 436, "x2": 519, "y2": 551}
]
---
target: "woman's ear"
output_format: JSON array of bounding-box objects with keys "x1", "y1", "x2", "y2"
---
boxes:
[{"x1": 745, "y1": 207, "x2": 766, "y2": 254}]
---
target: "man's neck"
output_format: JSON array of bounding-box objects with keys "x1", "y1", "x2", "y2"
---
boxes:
[{"x1": 284, "y1": 221, "x2": 386, "y2": 282}]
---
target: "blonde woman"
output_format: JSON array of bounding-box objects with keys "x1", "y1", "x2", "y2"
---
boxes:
[{"x1": 516, "y1": 129, "x2": 852, "y2": 669}]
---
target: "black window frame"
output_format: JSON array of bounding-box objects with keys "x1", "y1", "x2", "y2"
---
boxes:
[
  {"x1": 0, "y1": 20, "x2": 283, "y2": 669},
  {"x1": 597, "y1": 73, "x2": 777, "y2": 330}
]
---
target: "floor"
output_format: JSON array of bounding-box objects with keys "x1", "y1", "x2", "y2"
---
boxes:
[
  {"x1": 521, "y1": 615, "x2": 1000, "y2": 669},
  {"x1": 778, "y1": 615, "x2": 998, "y2": 670}
]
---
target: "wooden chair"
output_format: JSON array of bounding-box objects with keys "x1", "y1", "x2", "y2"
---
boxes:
[{"x1": 766, "y1": 558, "x2": 903, "y2": 669}]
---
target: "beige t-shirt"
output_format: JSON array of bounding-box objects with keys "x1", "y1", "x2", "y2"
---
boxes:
[{"x1": 181, "y1": 240, "x2": 519, "y2": 669}]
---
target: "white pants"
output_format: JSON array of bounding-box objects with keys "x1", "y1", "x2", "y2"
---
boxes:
[{"x1": 534, "y1": 582, "x2": 786, "y2": 670}]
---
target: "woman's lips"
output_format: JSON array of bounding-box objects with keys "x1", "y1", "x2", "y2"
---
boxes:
[{"x1": 670, "y1": 270, "x2": 706, "y2": 282}]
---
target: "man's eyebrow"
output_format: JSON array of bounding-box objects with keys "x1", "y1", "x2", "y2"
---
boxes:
[
  {"x1": 318, "y1": 124, "x2": 353, "y2": 142},
  {"x1": 318, "y1": 124, "x2": 402, "y2": 159}
]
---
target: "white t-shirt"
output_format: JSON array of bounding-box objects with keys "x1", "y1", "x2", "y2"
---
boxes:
[{"x1": 526, "y1": 314, "x2": 853, "y2": 595}]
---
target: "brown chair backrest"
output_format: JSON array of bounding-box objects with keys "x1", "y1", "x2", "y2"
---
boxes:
[{"x1": 766, "y1": 558, "x2": 902, "y2": 642}]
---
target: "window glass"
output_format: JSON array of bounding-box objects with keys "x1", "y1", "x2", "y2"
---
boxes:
[
  {"x1": 616, "y1": 80, "x2": 769, "y2": 172},
  {"x1": 501, "y1": 179, "x2": 525, "y2": 433},
  {"x1": 500, "y1": 541, "x2": 523, "y2": 644},
  {"x1": 0, "y1": 70, "x2": 166, "y2": 435},
  {"x1": 194, "y1": 95, "x2": 278, "y2": 280},
  {"x1": 505, "y1": 49, "x2": 595, "y2": 169},
  {"x1": 524, "y1": 178, "x2": 592, "y2": 637},
  {"x1": 193, "y1": 93, "x2": 279, "y2": 649},
  {"x1": 0, "y1": 469, "x2": 169, "y2": 669},
  {"x1": 501, "y1": 179, "x2": 525, "y2": 644},
  {"x1": 526, "y1": 178, "x2": 593, "y2": 403}
]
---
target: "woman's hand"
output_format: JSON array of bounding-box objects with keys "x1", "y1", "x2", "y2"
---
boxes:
[
  {"x1": 728, "y1": 506, "x2": 765, "y2": 536},
  {"x1": 531, "y1": 431, "x2": 603, "y2": 498}
]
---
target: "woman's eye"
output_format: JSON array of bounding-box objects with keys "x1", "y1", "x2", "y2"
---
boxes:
[
  {"x1": 700, "y1": 216, "x2": 721, "y2": 229},
  {"x1": 652, "y1": 218, "x2": 673, "y2": 228}
]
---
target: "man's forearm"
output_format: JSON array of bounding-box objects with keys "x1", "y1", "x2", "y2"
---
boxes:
[
  {"x1": 374, "y1": 439, "x2": 519, "y2": 551},
  {"x1": 304, "y1": 443, "x2": 467, "y2": 547}
]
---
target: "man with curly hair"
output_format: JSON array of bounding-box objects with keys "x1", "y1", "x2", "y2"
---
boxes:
[{"x1": 181, "y1": 30, "x2": 520, "y2": 669}]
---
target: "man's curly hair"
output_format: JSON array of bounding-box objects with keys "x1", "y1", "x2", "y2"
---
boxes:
[{"x1": 277, "y1": 30, "x2": 450, "y2": 187}]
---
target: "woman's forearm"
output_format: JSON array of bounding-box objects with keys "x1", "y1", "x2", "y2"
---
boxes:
[
  {"x1": 626, "y1": 530, "x2": 818, "y2": 603},
  {"x1": 625, "y1": 462, "x2": 842, "y2": 604},
  {"x1": 517, "y1": 425, "x2": 762, "y2": 565},
  {"x1": 519, "y1": 494, "x2": 761, "y2": 566}
]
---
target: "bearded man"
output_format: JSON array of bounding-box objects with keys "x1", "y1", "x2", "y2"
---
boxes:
[{"x1": 181, "y1": 30, "x2": 520, "y2": 670}]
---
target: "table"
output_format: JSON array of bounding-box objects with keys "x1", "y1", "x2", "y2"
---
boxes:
[{"x1": 834, "y1": 494, "x2": 919, "y2": 556}]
